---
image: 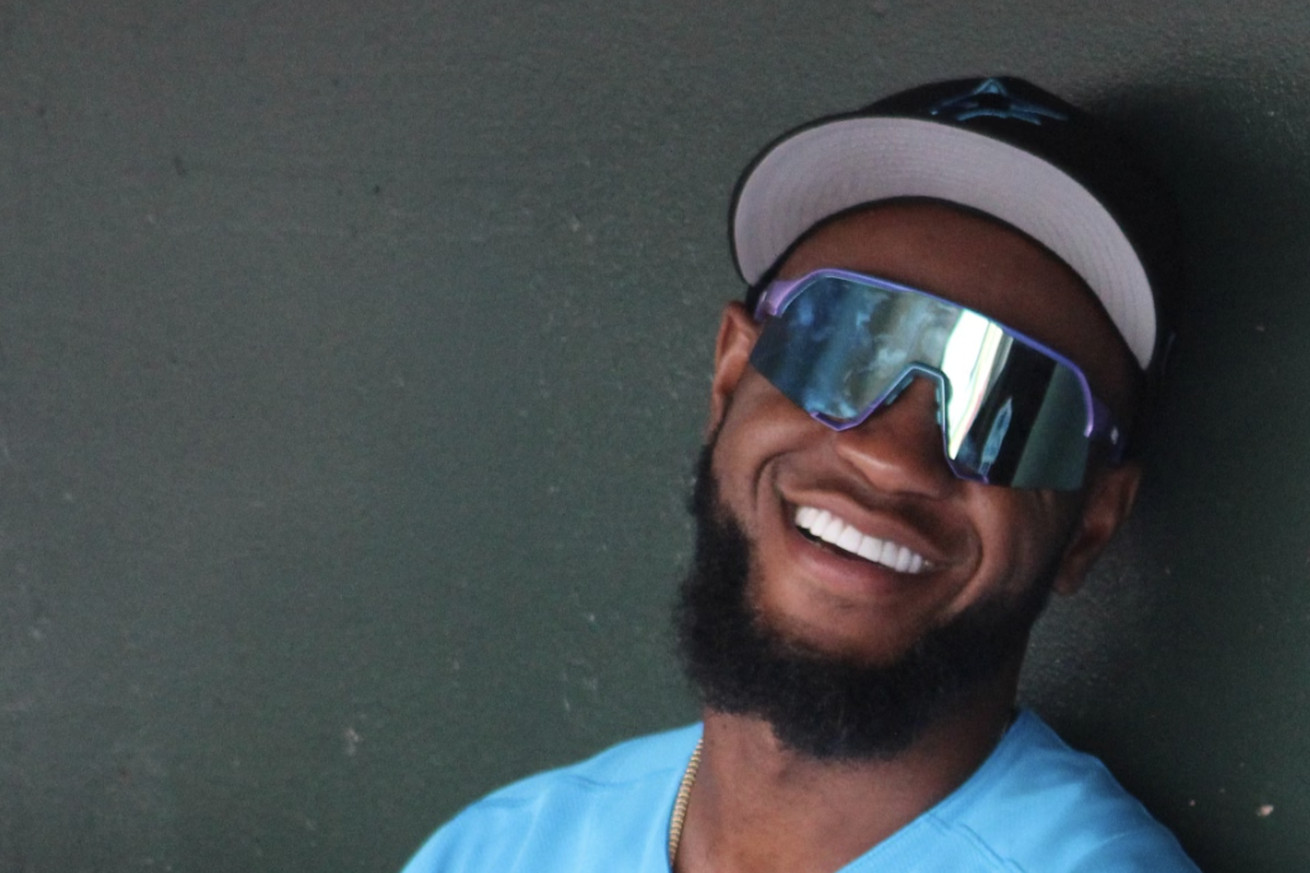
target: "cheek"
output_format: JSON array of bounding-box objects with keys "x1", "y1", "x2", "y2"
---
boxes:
[
  {"x1": 969, "y1": 490, "x2": 1081, "y2": 593},
  {"x1": 710, "y1": 373, "x2": 817, "y2": 514}
]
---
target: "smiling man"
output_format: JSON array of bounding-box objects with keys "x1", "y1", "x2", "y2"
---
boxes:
[{"x1": 400, "y1": 78, "x2": 1201, "y2": 873}]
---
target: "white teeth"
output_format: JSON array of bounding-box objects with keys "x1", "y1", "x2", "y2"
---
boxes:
[
  {"x1": 792, "y1": 505, "x2": 930, "y2": 574},
  {"x1": 836, "y1": 526, "x2": 863, "y2": 553},
  {"x1": 818, "y1": 512, "x2": 844, "y2": 544}
]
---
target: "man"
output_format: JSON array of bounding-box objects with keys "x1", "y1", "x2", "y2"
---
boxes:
[{"x1": 401, "y1": 77, "x2": 1200, "y2": 872}]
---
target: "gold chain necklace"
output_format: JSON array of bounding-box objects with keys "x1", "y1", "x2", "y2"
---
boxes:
[{"x1": 667, "y1": 737, "x2": 704, "y2": 865}]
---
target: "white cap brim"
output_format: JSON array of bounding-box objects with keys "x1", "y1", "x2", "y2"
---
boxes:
[{"x1": 732, "y1": 117, "x2": 1156, "y2": 368}]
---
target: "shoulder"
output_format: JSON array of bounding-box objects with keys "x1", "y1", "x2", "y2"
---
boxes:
[
  {"x1": 918, "y1": 710, "x2": 1201, "y2": 872},
  {"x1": 399, "y1": 724, "x2": 702, "y2": 873}
]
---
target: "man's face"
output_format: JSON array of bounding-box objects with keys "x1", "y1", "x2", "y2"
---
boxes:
[{"x1": 682, "y1": 201, "x2": 1141, "y2": 753}]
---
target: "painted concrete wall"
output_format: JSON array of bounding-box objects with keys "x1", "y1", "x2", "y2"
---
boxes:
[{"x1": 0, "y1": 1, "x2": 1306, "y2": 870}]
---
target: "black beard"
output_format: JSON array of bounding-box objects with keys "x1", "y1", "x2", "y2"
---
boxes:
[{"x1": 674, "y1": 441, "x2": 1056, "y2": 762}]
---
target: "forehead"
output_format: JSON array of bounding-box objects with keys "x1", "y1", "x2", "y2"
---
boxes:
[{"x1": 773, "y1": 201, "x2": 1140, "y2": 415}]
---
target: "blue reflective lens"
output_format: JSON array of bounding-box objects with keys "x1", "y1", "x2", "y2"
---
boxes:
[{"x1": 749, "y1": 270, "x2": 1123, "y2": 490}]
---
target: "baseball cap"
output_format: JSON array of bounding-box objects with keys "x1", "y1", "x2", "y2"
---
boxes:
[{"x1": 730, "y1": 77, "x2": 1178, "y2": 370}]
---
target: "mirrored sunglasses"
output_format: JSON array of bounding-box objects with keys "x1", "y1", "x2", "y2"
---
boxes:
[{"x1": 750, "y1": 269, "x2": 1126, "y2": 490}]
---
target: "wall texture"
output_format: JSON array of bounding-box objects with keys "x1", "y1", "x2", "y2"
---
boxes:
[{"x1": 0, "y1": 1, "x2": 1306, "y2": 870}]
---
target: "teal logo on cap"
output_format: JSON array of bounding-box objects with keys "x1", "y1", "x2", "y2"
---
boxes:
[{"x1": 929, "y1": 79, "x2": 1068, "y2": 126}]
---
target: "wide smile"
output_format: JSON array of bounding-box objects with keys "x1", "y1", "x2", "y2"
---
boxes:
[{"x1": 793, "y1": 504, "x2": 930, "y2": 574}]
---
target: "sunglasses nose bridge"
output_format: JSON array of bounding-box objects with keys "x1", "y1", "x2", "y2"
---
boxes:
[
  {"x1": 823, "y1": 366, "x2": 946, "y2": 432},
  {"x1": 831, "y1": 374, "x2": 957, "y2": 496},
  {"x1": 883, "y1": 365, "x2": 946, "y2": 413},
  {"x1": 878, "y1": 371, "x2": 915, "y2": 410}
]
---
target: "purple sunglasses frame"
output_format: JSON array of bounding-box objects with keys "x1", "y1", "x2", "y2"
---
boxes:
[{"x1": 752, "y1": 268, "x2": 1127, "y2": 461}]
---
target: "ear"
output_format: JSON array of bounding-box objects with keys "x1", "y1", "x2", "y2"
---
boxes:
[
  {"x1": 1051, "y1": 461, "x2": 1143, "y2": 596},
  {"x1": 706, "y1": 302, "x2": 760, "y2": 437}
]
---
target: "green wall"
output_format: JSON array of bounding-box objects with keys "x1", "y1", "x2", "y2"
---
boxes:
[{"x1": 0, "y1": 1, "x2": 1306, "y2": 870}]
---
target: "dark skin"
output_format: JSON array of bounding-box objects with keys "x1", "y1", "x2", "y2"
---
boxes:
[{"x1": 675, "y1": 202, "x2": 1143, "y2": 873}]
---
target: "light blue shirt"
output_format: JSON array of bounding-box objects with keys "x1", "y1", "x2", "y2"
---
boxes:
[{"x1": 401, "y1": 710, "x2": 1200, "y2": 872}]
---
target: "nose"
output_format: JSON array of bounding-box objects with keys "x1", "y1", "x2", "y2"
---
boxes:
[{"x1": 831, "y1": 376, "x2": 957, "y2": 498}]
